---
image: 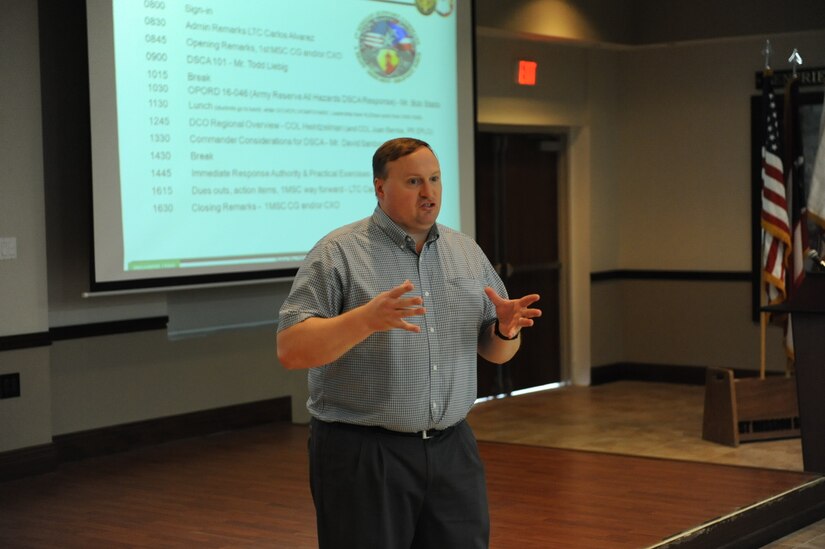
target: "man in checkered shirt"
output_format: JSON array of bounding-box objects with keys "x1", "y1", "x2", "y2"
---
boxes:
[{"x1": 277, "y1": 137, "x2": 541, "y2": 549}]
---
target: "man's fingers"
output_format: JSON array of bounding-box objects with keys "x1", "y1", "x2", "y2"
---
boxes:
[
  {"x1": 518, "y1": 293, "x2": 541, "y2": 307},
  {"x1": 486, "y1": 288, "x2": 541, "y2": 309},
  {"x1": 397, "y1": 296, "x2": 424, "y2": 309},
  {"x1": 398, "y1": 321, "x2": 422, "y2": 333},
  {"x1": 522, "y1": 308, "x2": 542, "y2": 319},
  {"x1": 387, "y1": 280, "x2": 415, "y2": 298},
  {"x1": 398, "y1": 306, "x2": 426, "y2": 318}
]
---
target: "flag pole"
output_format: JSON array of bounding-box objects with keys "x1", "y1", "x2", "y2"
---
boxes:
[
  {"x1": 759, "y1": 41, "x2": 772, "y2": 381},
  {"x1": 760, "y1": 313, "x2": 767, "y2": 379},
  {"x1": 785, "y1": 47, "x2": 804, "y2": 378}
]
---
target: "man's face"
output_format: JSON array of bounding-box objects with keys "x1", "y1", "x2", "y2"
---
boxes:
[{"x1": 375, "y1": 146, "x2": 442, "y2": 238}]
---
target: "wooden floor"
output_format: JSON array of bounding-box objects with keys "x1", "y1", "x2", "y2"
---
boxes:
[
  {"x1": 0, "y1": 381, "x2": 822, "y2": 548},
  {"x1": 763, "y1": 519, "x2": 825, "y2": 549},
  {"x1": 469, "y1": 381, "x2": 804, "y2": 470}
]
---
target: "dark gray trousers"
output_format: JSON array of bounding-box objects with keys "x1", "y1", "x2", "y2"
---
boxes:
[{"x1": 309, "y1": 418, "x2": 490, "y2": 549}]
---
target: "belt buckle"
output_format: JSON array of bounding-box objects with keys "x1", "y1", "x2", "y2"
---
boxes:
[{"x1": 421, "y1": 429, "x2": 432, "y2": 440}]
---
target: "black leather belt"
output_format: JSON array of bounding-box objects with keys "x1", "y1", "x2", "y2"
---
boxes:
[
  {"x1": 392, "y1": 426, "x2": 451, "y2": 440},
  {"x1": 319, "y1": 419, "x2": 458, "y2": 440}
]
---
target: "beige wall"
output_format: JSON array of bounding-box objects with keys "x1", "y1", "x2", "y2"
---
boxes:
[
  {"x1": 0, "y1": 348, "x2": 51, "y2": 451},
  {"x1": 476, "y1": 0, "x2": 634, "y2": 45},
  {"x1": 477, "y1": 0, "x2": 825, "y2": 46},
  {"x1": 591, "y1": 280, "x2": 788, "y2": 372},
  {"x1": 611, "y1": 32, "x2": 825, "y2": 371},
  {"x1": 50, "y1": 327, "x2": 308, "y2": 436},
  {"x1": 0, "y1": 0, "x2": 52, "y2": 452},
  {"x1": 0, "y1": 0, "x2": 49, "y2": 337},
  {"x1": 475, "y1": 7, "x2": 825, "y2": 376},
  {"x1": 616, "y1": 33, "x2": 825, "y2": 271},
  {"x1": 0, "y1": 0, "x2": 307, "y2": 453}
]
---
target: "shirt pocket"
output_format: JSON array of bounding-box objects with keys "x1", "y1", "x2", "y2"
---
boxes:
[{"x1": 445, "y1": 277, "x2": 485, "y2": 331}]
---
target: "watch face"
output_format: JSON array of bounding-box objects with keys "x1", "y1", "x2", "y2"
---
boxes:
[{"x1": 415, "y1": 0, "x2": 436, "y2": 15}]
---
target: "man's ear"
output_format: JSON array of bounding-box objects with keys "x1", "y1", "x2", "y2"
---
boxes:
[{"x1": 374, "y1": 177, "x2": 384, "y2": 200}]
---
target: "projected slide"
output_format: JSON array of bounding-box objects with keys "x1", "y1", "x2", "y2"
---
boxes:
[{"x1": 88, "y1": 0, "x2": 468, "y2": 288}]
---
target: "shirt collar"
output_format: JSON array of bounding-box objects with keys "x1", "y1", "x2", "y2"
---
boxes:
[{"x1": 372, "y1": 205, "x2": 440, "y2": 250}]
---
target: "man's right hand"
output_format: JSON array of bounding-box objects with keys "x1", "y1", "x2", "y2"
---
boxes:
[
  {"x1": 365, "y1": 280, "x2": 426, "y2": 333},
  {"x1": 278, "y1": 279, "x2": 427, "y2": 369}
]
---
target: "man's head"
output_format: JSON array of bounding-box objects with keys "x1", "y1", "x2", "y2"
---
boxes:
[
  {"x1": 373, "y1": 138, "x2": 442, "y2": 241},
  {"x1": 372, "y1": 137, "x2": 433, "y2": 180}
]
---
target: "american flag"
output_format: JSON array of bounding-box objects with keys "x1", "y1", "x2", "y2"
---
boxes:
[
  {"x1": 760, "y1": 72, "x2": 791, "y2": 306},
  {"x1": 361, "y1": 31, "x2": 386, "y2": 49}
]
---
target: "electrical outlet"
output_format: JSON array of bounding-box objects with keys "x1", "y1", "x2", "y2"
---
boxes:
[
  {"x1": 0, "y1": 237, "x2": 17, "y2": 260},
  {"x1": 0, "y1": 373, "x2": 20, "y2": 399}
]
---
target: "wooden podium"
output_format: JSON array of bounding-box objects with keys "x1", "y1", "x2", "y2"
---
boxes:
[{"x1": 764, "y1": 271, "x2": 825, "y2": 474}]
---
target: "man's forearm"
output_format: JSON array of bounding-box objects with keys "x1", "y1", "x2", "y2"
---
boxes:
[
  {"x1": 477, "y1": 323, "x2": 521, "y2": 364},
  {"x1": 277, "y1": 308, "x2": 373, "y2": 370}
]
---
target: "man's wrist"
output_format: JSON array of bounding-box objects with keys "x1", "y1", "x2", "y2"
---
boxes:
[{"x1": 494, "y1": 319, "x2": 520, "y2": 341}]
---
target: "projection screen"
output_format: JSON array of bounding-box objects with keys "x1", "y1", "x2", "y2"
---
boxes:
[{"x1": 86, "y1": 0, "x2": 476, "y2": 292}]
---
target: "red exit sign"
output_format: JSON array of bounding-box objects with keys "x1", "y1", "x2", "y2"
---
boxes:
[{"x1": 517, "y1": 60, "x2": 537, "y2": 86}]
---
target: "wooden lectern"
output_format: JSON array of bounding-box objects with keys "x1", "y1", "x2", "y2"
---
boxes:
[{"x1": 765, "y1": 271, "x2": 825, "y2": 474}]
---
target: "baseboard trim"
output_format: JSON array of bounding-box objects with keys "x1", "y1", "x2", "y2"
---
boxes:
[
  {"x1": 0, "y1": 396, "x2": 291, "y2": 482},
  {"x1": 590, "y1": 270, "x2": 752, "y2": 283},
  {"x1": 0, "y1": 317, "x2": 169, "y2": 354},
  {"x1": 590, "y1": 363, "x2": 784, "y2": 386},
  {"x1": 0, "y1": 332, "x2": 51, "y2": 352},
  {"x1": 50, "y1": 317, "x2": 168, "y2": 341},
  {"x1": 0, "y1": 443, "x2": 58, "y2": 482}
]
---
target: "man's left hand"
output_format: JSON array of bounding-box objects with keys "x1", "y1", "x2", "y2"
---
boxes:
[{"x1": 484, "y1": 287, "x2": 541, "y2": 339}]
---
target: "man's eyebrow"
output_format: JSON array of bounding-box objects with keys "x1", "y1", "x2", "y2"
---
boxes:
[{"x1": 399, "y1": 168, "x2": 440, "y2": 178}]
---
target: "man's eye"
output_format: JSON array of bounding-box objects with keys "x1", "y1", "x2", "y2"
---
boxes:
[{"x1": 408, "y1": 178, "x2": 420, "y2": 185}]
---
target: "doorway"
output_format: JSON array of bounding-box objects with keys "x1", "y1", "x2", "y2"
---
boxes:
[{"x1": 475, "y1": 131, "x2": 563, "y2": 397}]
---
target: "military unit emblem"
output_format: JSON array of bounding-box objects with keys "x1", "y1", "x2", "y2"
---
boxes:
[{"x1": 356, "y1": 13, "x2": 419, "y2": 82}]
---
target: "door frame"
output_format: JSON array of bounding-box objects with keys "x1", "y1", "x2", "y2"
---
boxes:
[{"x1": 477, "y1": 123, "x2": 572, "y2": 385}]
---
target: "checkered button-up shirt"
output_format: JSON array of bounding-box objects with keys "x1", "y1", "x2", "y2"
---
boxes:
[{"x1": 278, "y1": 206, "x2": 507, "y2": 432}]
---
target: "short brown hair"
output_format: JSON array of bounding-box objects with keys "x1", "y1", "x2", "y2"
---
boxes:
[{"x1": 372, "y1": 137, "x2": 433, "y2": 179}]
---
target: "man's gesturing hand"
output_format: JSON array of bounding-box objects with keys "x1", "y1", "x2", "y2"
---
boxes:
[
  {"x1": 484, "y1": 287, "x2": 541, "y2": 339},
  {"x1": 365, "y1": 280, "x2": 426, "y2": 333}
]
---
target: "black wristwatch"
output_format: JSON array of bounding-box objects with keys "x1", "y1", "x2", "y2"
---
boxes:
[{"x1": 494, "y1": 319, "x2": 520, "y2": 341}]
